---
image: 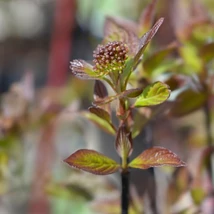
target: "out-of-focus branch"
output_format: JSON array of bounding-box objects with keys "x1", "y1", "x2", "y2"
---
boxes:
[
  {"x1": 29, "y1": 1, "x2": 76, "y2": 213},
  {"x1": 47, "y1": 0, "x2": 76, "y2": 86}
]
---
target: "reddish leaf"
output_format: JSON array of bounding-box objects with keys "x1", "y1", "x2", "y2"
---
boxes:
[
  {"x1": 70, "y1": 60, "x2": 101, "y2": 80},
  {"x1": 199, "y1": 42, "x2": 214, "y2": 63},
  {"x1": 129, "y1": 147, "x2": 186, "y2": 169},
  {"x1": 169, "y1": 88, "x2": 208, "y2": 117},
  {"x1": 122, "y1": 88, "x2": 143, "y2": 98},
  {"x1": 115, "y1": 126, "x2": 133, "y2": 161},
  {"x1": 93, "y1": 94, "x2": 119, "y2": 106},
  {"x1": 138, "y1": 0, "x2": 157, "y2": 34},
  {"x1": 103, "y1": 17, "x2": 139, "y2": 56},
  {"x1": 64, "y1": 149, "x2": 120, "y2": 175},
  {"x1": 94, "y1": 80, "x2": 108, "y2": 100},
  {"x1": 104, "y1": 16, "x2": 138, "y2": 37},
  {"x1": 89, "y1": 106, "x2": 111, "y2": 124},
  {"x1": 94, "y1": 80, "x2": 110, "y2": 114},
  {"x1": 81, "y1": 111, "x2": 116, "y2": 135},
  {"x1": 134, "y1": 18, "x2": 164, "y2": 64},
  {"x1": 93, "y1": 88, "x2": 143, "y2": 106}
]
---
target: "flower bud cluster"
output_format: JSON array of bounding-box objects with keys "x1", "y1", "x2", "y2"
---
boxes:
[{"x1": 93, "y1": 41, "x2": 128, "y2": 75}]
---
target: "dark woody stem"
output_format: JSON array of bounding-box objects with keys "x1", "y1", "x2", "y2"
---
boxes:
[
  {"x1": 121, "y1": 168, "x2": 130, "y2": 214},
  {"x1": 117, "y1": 98, "x2": 131, "y2": 214}
]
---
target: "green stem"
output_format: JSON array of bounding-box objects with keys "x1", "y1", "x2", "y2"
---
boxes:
[{"x1": 102, "y1": 77, "x2": 117, "y2": 92}]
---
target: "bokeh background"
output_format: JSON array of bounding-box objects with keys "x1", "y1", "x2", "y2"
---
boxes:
[{"x1": 0, "y1": 0, "x2": 214, "y2": 213}]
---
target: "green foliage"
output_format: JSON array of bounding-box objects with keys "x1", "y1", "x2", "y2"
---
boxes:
[
  {"x1": 64, "y1": 149, "x2": 120, "y2": 175},
  {"x1": 134, "y1": 81, "x2": 170, "y2": 107},
  {"x1": 67, "y1": 0, "x2": 185, "y2": 184}
]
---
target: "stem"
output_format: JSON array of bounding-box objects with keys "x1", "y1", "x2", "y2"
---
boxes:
[
  {"x1": 204, "y1": 101, "x2": 212, "y2": 147},
  {"x1": 148, "y1": 168, "x2": 158, "y2": 214},
  {"x1": 204, "y1": 101, "x2": 214, "y2": 186},
  {"x1": 117, "y1": 97, "x2": 131, "y2": 214},
  {"x1": 121, "y1": 170, "x2": 130, "y2": 214},
  {"x1": 144, "y1": 123, "x2": 158, "y2": 213}
]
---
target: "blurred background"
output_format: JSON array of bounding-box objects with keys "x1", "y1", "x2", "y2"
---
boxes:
[{"x1": 0, "y1": 0, "x2": 214, "y2": 213}]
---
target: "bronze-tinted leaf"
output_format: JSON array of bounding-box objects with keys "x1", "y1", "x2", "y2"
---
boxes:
[
  {"x1": 129, "y1": 147, "x2": 186, "y2": 169},
  {"x1": 82, "y1": 111, "x2": 116, "y2": 135},
  {"x1": 103, "y1": 17, "x2": 139, "y2": 56},
  {"x1": 104, "y1": 16, "x2": 138, "y2": 36},
  {"x1": 169, "y1": 88, "x2": 208, "y2": 117},
  {"x1": 122, "y1": 88, "x2": 143, "y2": 98},
  {"x1": 89, "y1": 106, "x2": 111, "y2": 124},
  {"x1": 138, "y1": 0, "x2": 157, "y2": 34},
  {"x1": 70, "y1": 60, "x2": 101, "y2": 80},
  {"x1": 94, "y1": 80, "x2": 108, "y2": 101},
  {"x1": 134, "y1": 18, "x2": 164, "y2": 64},
  {"x1": 64, "y1": 149, "x2": 120, "y2": 175},
  {"x1": 199, "y1": 42, "x2": 214, "y2": 63},
  {"x1": 93, "y1": 88, "x2": 142, "y2": 106},
  {"x1": 94, "y1": 80, "x2": 111, "y2": 114},
  {"x1": 93, "y1": 94, "x2": 119, "y2": 106},
  {"x1": 115, "y1": 126, "x2": 133, "y2": 161}
]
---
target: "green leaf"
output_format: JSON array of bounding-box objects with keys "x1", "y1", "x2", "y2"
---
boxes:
[
  {"x1": 146, "y1": 59, "x2": 182, "y2": 78},
  {"x1": 134, "y1": 81, "x2": 170, "y2": 107},
  {"x1": 46, "y1": 183, "x2": 92, "y2": 200},
  {"x1": 143, "y1": 42, "x2": 178, "y2": 76},
  {"x1": 115, "y1": 126, "x2": 133, "y2": 164},
  {"x1": 169, "y1": 88, "x2": 208, "y2": 117},
  {"x1": 199, "y1": 42, "x2": 214, "y2": 63},
  {"x1": 82, "y1": 111, "x2": 116, "y2": 135},
  {"x1": 179, "y1": 43, "x2": 203, "y2": 74},
  {"x1": 191, "y1": 187, "x2": 206, "y2": 205},
  {"x1": 64, "y1": 149, "x2": 120, "y2": 175},
  {"x1": 121, "y1": 58, "x2": 134, "y2": 90},
  {"x1": 129, "y1": 147, "x2": 186, "y2": 169}
]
